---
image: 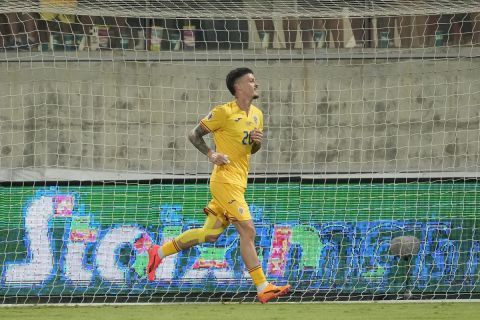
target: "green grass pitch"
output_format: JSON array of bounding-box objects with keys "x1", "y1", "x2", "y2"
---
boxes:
[{"x1": 1, "y1": 302, "x2": 479, "y2": 320}]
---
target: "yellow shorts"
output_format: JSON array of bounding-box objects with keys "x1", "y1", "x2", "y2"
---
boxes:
[
  {"x1": 204, "y1": 181, "x2": 252, "y2": 224},
  {"x1": 40, "y1": 12, "x2": 76, "y2": 24}
]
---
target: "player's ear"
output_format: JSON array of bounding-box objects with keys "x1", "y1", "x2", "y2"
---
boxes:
[{"x1": 232, "y1": 82, "x2": 238, "y2": 96}]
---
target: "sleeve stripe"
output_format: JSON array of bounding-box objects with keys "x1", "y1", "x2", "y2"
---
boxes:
[{"x1": 200, "y1": 121, "x2": 212, "y2": 133}]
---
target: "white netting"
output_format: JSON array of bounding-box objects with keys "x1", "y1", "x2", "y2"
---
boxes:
[
  {"x1": 0, "y1": 1, "x2": 479, "y2": 18},
  {"x1": 0, "y1": 0, "x2": 479, "y2": 305}
]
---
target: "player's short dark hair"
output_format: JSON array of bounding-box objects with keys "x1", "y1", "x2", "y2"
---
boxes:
[{"x1": 226, "y1": 67, "x2": 254, "y2": 96}]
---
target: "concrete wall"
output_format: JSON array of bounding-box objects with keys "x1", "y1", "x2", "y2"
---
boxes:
[{"x1": 1, "y1": 55, "x2": 479, "y2": 179}]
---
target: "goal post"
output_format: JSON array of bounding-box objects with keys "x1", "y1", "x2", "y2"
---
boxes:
[{"x1": 0, "y1": 0, "x2": 480, "y2": 304}]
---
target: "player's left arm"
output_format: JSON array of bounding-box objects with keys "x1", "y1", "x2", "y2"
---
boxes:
[
  {"x1": 251, "y1": 128, "x2": 263, "y2": 154},
  {"x1": 251, "y1": 111, "x2": 264, "y2": 155}
]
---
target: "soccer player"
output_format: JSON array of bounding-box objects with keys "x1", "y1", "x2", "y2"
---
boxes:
[{"x1": 146, "y1": 67, "x2": 291, "y2": 304}]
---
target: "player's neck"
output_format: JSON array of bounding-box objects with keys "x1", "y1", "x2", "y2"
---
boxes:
[{"x1": 235, "y1": 97, "x2": 252, "y2": 114}]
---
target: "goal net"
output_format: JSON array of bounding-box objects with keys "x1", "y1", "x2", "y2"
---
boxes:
[{"x1": 0, "y1": 0, "x2": 479, "y2": 304}]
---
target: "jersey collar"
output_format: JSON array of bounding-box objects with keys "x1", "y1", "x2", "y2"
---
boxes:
[{"x1": 232, "y1": 100, "x2": 252, "y2": 116}]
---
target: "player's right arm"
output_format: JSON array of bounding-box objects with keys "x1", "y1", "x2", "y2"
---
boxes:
[{"x1": 188, "y1": 124, "x2": 230, "y2": 166}]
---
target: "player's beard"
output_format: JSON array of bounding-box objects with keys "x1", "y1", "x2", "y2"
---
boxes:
[{"x1": 253, "y1": 94, "x2": 259, "y2": 99}]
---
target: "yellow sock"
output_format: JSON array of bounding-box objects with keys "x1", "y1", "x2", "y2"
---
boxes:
[
  {"x1": 160, "y1": 240, "x2": 181, "y2": 258},
  {"x1": 248, "y1": 265, "x2": 267, "y2": 287}
]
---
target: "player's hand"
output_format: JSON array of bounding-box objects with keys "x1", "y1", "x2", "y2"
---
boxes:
[
  {"x1": 251, "y1": 128, "x2": 263, "y2": 144},
  {"x1": 208, "y1": 151, "x2": 230, "y2": 165}
]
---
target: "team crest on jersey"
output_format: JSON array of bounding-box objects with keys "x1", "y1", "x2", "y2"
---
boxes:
[
  {"x1": 238, "y1": 207, "x2": 244, "y2": 214},
  {"x1": 253, "y1": 115, "x2": 259, "y2": 124}
]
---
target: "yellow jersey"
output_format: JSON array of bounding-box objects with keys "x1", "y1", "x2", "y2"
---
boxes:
[{"x1": 200, "y1": 100, "x2": 264, "y2": 188}]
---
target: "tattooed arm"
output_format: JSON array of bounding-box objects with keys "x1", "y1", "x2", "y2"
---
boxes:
[{"x1": 188, "y1": 124, "x2": 230, "y2": 165}]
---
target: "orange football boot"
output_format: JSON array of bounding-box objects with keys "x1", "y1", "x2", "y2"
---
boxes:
[
  {"x1": 146, "y1": 245, "x2": 162, "y2": 281},
  {"x1": 257, "y1": 283, "x2": 291, "y2": 304}
]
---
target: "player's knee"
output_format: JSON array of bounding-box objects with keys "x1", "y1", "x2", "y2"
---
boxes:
[
  {"x1": 241, "y1": 223, "x2": 256, "y2": 241},
  {"x1": 204, "y1": 234, "x2": 220, "y2": 243},
  {"x1": 203, "y1": 227, "x2": 224, "y2": 243}
]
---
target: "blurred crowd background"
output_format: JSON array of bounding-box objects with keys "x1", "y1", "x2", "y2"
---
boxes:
[{"x1": 0, "y1": 1, "x2": 479, "y2": 51}]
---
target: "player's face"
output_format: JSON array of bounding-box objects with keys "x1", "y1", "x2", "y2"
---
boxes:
[{"x1": 235, "y1": 73, "x2": 259, "y2": 99}]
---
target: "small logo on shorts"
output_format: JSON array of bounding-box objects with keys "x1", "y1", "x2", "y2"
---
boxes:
[{"x1": 238, "y1": 207, "x2": 244, "y2": 214}]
